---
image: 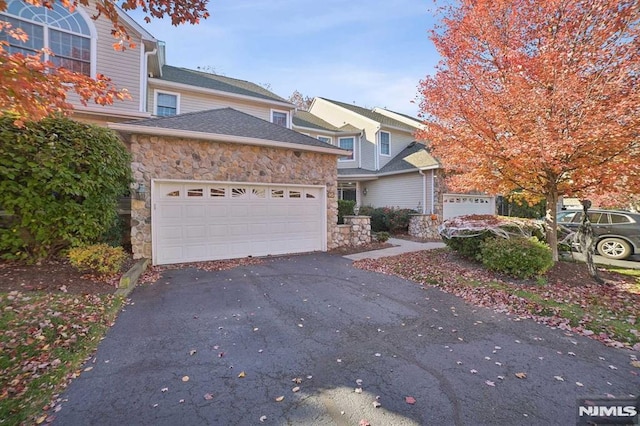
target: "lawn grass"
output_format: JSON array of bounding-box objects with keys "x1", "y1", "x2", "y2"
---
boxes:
[{"x1": 0, "y1": 292, "x2": 124, "y2": 425}]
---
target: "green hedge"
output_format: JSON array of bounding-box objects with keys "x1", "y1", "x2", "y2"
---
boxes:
[
  {"x1": 0, "y1": 116, "x2": 131, "y2": 260},
  {"x1": 479, "y1": 237, "x2": 554, "y2": 279},
  {"x1": 337, "y1": 199, "x2": 355, "y2": 224},
  {"x1": 356, "y1": 206, "x2": 416, "y2": 232}
]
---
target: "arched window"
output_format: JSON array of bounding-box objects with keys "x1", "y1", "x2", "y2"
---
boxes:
[{"x1": 0, "y1": 0, "x2": 94, "y2": 75}]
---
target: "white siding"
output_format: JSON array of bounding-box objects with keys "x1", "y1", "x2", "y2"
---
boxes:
[
  {"x1": 361, "y1": 173, "x2": 424, "y2": 210},
  {"x1": 147, "y1": 84, "x2": 277, "y2": 121}
]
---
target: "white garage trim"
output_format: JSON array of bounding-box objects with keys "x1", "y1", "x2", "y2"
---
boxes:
[{"x1": 151, "y1": 179, "x2": 327, "y2": 265}]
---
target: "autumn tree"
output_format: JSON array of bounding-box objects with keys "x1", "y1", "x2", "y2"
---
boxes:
[
  {"x1": 0, "y1": 0, "x2": 209, "y2": 124},
  {"x1": 418, "y1": 0, "x2": 640, "y2": 261},
  {"x1": 289, "y1": 90, "x2": 313, "y2": 111}
]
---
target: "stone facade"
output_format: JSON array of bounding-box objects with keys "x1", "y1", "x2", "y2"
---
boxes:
[
  {"x1": 333, "y1": 216, "x2": 372, "y2": 248},
  {"x1": 128, "y1": 134, "x2": 340, "y2": 259},
  {"x1": 409, "y1": 214, "x2": 442, "y2": 240}
]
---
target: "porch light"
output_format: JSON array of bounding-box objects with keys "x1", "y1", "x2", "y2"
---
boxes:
[
  {"x1": 135, "y1": 182, "x2": 147, "y2": 200},
  {"x1": 363, "y1": 188, "x2": 368, "y2": 196}
]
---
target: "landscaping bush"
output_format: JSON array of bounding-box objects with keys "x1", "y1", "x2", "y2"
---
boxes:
[
  {"x1": 358, "y1": 205, "x2": 387, "y2": 232},
  {"x1": 442, "y1": 230, "x2": 494, "y2": 260},
  {"x1": 479, "y1": 237, "x2": 554, "y2": 279},
  {"x1": 375, "y1": 231, "x2": 390, "y2": 242},
  {"x1": 384, "y1": 208, "x2": 416, "y2": 233},
  {"x1": 337, "y1": 199, "x2": 356, "y2": 224},
  {"x1": 0, "y1": 116, "x2": 131, "y2": 260},
  {"x1": 68, "y1": 244, "x2": 127, "y2": 275}
]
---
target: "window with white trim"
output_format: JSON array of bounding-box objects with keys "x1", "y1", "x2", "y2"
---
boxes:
[
  {"x1": 380, "y1": 131, "x2": 390, "y2": 156},
  {"x1": 156, "y1": 92, "x2": 179, "y2": 117},
  {"x1": 0, "y1": 0, "x2": 93, "y2": 75},
  {"x1": 338, "y1": 137, "x2": 354, "y2": 161},
  {"x1": 271, "y1": 110, "x2": 289, "y2": 127}
]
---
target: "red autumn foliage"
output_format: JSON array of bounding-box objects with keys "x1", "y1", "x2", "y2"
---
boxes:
[
  {"x1": 0, "y1": 0, "x2": 210, "y2": 124},
  {"x1": 418, "y1": 0, "x2": 640, "y2": 260}
]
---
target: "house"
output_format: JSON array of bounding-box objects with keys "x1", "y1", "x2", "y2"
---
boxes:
[
  {"x1": 1, "y1": 0, "x2": 353, "y2": 265},
  {"x1": 294, "y1": 97, "x2": 442, "y2": 215}
]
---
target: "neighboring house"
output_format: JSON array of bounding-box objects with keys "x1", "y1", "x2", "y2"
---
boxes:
[
  {"x1": 1, "y1": 1, "x2": 350, "y2": 265},
  {"x1": 295, "y1": 97, "x2": 442, "y2": 215}
]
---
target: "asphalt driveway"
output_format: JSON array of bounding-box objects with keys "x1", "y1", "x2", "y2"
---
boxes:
[{"x1": 53, "y1": 253, "x2": 639, "y2": 426}]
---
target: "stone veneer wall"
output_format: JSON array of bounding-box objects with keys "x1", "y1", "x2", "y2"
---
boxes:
[
  {"x1": 333, "y1": 216, "x2": 371, "y2": 247},
  {"x1": 408, "y1": 214, "x2": 442, "y2": 240},
  {"x1": 129, "y1": 134, "x2": 341, "y2": 259}
]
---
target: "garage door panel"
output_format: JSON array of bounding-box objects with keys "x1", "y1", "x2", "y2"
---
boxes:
[{"x1": 154, "y1": 182, "x2": 325, "y2": 265}]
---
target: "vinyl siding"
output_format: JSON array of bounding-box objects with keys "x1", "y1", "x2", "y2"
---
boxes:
[
  {"x1": 378, "y1": 130, "x2": 415, "y2": 169},
  {"x1": 147, "y1": 84, "x2": 279, "y2": 121},
  {"x1": 362, "y1": 172, "x2": 425, "y2": 210},
  {"x1": 310, "y1": 98, "x2": 377, "y2": 170}
]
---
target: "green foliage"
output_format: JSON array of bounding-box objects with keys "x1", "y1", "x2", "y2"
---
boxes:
[
  {"x1": 442, "y1": 230, "x2": 494, "y2": 259},
  {"x1": 358, "y1": 205, "x2": 387, "y2": 232},
  {"x1": 356, "y1": 206, "x2": 416, "y2": 233},
  {"x1": 479, "y1": 237, "x2": 554, "y2": 279},
  {"x1": 497, "y1": 194, "x2": 546, "y2": 218},
  {"x1": 101, "y1": 214, "x2": 127, "y2": 248},
  {"x1": 375, "y1": 231, "x2": 390, "y2": 242},
  {"x1": 0, "y1": 116, "x2": 131, "y2": 260},
  {"x1": 68, "y1": 244, "x2": 127, "y2": 275},
  {"x1": 337, "y1": 199, "x2": 356, "y2": 224}
]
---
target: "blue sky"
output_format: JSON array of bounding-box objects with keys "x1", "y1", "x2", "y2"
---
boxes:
[{"x1": 129, "y1": 0, "x2": 442, "y2": 116}]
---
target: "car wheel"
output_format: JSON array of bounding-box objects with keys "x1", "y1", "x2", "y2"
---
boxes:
[{"x1": 596, "y1": 238, "x2": 632, "y2": 260}]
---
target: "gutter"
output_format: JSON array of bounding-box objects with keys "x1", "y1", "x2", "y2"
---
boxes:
[{"x1": 108, "y1": 123, "x2": 350, "y2": 156}]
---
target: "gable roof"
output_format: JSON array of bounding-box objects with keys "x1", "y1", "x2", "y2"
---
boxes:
[
  {"x1": 158, "y1": 66, "x2": 290, "y2": 104},
  {"x1": 318, "y1": 98, "x2": 417, "y2": 132},
  {"x1": 109, "y1": 108, "x2": 347, "y2": 156},
  {"x1": 293, "y1": 111, "x2": 361, "y2": 134},
  {"x1": 378, "y1": 141, "x2": 439, "y2": 174}
]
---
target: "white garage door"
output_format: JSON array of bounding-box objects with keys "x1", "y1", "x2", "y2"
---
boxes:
[
  {"x1": 443, "y1": 193, "x2": 496, "y2": 220},
  {"x1": 152, "y1": 181, "x2": 326, "y2": 265}
]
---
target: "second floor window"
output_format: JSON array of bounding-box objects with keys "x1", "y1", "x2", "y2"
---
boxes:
[
  {"x1": 380, "y1": 131, "x2": 390, "y2": 156},
  {"x1": 317, "y1": 136, "x2": 332, "y2": 144},
  {"x1": 156, "y1": 93, "x2": 178, "y2": 117},
  {"x1": 272, "y1": 111, "x2": 288, "y2": 127},
  {"x1": 339, "y1": 137, "x2": 354, "y2": 161},
  {"x1": 0, "y1": 0, "x2": 93, "y2": 75}
]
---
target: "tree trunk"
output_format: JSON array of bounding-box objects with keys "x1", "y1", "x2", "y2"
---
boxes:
[{"x1": 545, "y1": 192, "x2": 559, "y2": 262}]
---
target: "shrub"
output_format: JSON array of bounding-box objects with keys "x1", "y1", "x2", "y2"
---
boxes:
[
  {"x1": 479, "y1": 237, "x2": 554, "y2": 279},
  {"x1": 384, "y1": 208, "x2": 416, "y2": 233},
  {"x1": 375, "y1": 231, "x2": 390, "y2": 242},
  {"x1": 337, "y1": 199, "x2": 356, "y2": 224},
  {"x1": 68, "y1": 244, "x2": 127, "y2": 275},
  {"x1": 358, "y1": 205, "x2": 387, "y2": 232},
  {"x1": 442, "y1": 230, "x2": 494, "y2": 260},
  {"x1": 0, "y1": 116, "x2": 131, "y2": 260}
]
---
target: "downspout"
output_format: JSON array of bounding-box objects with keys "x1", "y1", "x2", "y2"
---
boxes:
[
  {"x1": 431, "y1": 169, "x2": 435, "y2": 215},
  {"x1": 358, "y1": 130, "x2": 363, "y2": 169},
  {"x1": 418, "y1": 170, "x2": 427, "y2": 214},
  {"x1": 140, "y1": 47, "x2": 157, "y2": 113}
]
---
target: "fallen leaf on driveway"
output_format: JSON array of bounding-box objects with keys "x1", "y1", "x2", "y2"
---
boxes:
[
  {"x1": 515, "y1": 372, "x2": 527, "y2": 379},
  {"x1": 359, "y1": 420, "x2": 371, "y2": 426},
  {"x1": 554, "y1": 376, "x2": 564, "y2": 381},
  {"x1": 189, "y1": 349, "x2": 197, "y2": 356},
  {"x1": 182, "y1": 376, "x2": 189, "y2": 382},
  {"x1": 485, "y1": 380, "x2": 495, "y2": 387},
  {"x1": 576, "y1": 382, "x2": 584, "y2": 387},
  {"x1": 161, "y1": 387, "x2": 168, "y2": 392},
  {"x1": 238, "y1": 371, "x2": 246, "y2": 378},
  {"x1": 292, "y1": 386, "x2": 300, "y2": 393},
  {"x1": 275, "y1": 396, "x2": 284, "y2": 402},
  {"x1": 373, "y1": 401, "x2": 381, "y2": 408},
  {"x1": 631, "y1": 361, "x2": 640, "y2": 368},
  {"x1": 204, "y1": 393, "x2": 214, "y2": 400},
  {"x1": 470, "y1": 369, "x2": 478, "y2": 374},
  {"x1": 405, "y1": 396, "x2": 416, "y2": 405},
  {"x1": 292, "y1": 377, "x2": 302, "y2": 384},
  {"x1": 260, "y1": 415, "x2": 267, "y2": 422},
  {"x1": 608, "y1": 365, "x2": 618, "y2": 370}
]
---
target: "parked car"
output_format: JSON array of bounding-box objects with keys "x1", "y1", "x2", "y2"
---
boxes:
[{"x1": 556, "y1": 209, "x2": 640, "y2": 260}]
